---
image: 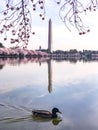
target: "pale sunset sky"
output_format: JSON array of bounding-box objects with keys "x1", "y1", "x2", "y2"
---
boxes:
[{"x1": 0, "y1": 0, "x2": 98, "y2": 51}]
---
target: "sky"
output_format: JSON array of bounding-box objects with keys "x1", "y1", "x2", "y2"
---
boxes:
[{"x1": 0, "y1": 0, "x2": 98, "y2": 51}]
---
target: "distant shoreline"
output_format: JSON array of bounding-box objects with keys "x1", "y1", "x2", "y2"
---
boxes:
[
  {"x1": 0, "y1": 47, "x2": 48, "y2": 58},
  {"x1": 1, "y1": 47, "x2": 98, "y2": 61}
]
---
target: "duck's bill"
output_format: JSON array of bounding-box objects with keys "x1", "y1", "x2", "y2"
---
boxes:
[{"x1": 57, "y1": 112, "x2": 63, "y2": 119}]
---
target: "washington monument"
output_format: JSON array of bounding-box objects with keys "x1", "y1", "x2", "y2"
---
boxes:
[{"x1": 48, "y1": 19, "x2": 52, "y2": 53}]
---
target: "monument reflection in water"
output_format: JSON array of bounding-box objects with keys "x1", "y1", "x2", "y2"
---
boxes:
[{"x1": 48, "y1": 59, "x2": 52, "y2": 93}]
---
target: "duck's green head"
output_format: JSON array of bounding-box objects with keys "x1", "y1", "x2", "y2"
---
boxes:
[{"x1": 52, "y1": 108, "x2": 61, "y2": 118}]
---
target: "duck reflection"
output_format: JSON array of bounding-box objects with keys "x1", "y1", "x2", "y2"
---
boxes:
[{"x1": 32, "y1": 115, "x2": 62, "y2": 125}]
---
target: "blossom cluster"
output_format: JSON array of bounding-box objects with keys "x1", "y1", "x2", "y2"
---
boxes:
[{"x1": 0, "y1": 47, "x2": 48, "y2": 57}]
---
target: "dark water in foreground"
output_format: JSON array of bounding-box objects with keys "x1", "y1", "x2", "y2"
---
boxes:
[{"x1": 0, "y1": 58, "x2": 98, "y2": 130}]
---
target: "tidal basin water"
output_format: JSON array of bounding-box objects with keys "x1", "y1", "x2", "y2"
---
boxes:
[{"x1": 0, "y1": 58, "x2": 98, "y2": 130}]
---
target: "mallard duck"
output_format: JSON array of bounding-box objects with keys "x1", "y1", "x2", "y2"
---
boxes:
[{"x1": 32, "y1": 108, "x2": 61, "y2": 118}]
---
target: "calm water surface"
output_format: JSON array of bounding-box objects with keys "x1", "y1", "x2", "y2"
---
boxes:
[{"x1": 0, "y1": 58, "x2": 98, "y2": 130}]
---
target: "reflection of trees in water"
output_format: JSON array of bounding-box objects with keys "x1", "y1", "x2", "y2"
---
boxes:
[
  {"x1": 0, "y1": 57, "x2": 49, "y2": 66},
  {"x1": 0, "y1": 64, "x2": 5, "y2": 70},
  {"x1": 52, "y1": 58, "x2": 98, "y2": 63},
  {"x1": 0, "y1": 57, "x2": 98, "y2": 67}
]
